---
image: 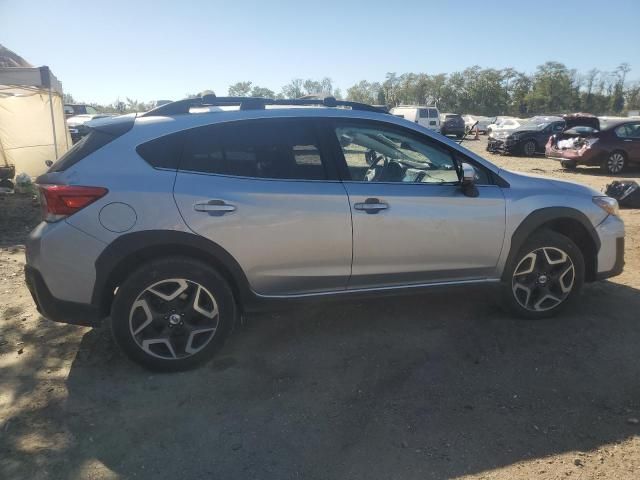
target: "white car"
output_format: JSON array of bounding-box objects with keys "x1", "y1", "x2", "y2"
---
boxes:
[
  {"x1": 463, "y1": 115, "x2": 494, "y2": 134},
  {"x1": 487, "y1": 117, "x2": 521, "y2": 136},
  {"x1": 390, "y1": 106, "x2": 440, "y2": 132}
]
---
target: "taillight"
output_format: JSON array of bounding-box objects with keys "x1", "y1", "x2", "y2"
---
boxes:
[{"x1": 38, "y1": 185, "x2": 108, "y2": 222}]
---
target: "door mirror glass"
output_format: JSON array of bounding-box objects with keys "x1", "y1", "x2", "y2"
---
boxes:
[
  {"x1": 460, "y1": 162, "x2": 479, "y2": 198},
  {"x1": 461, "y1": 162, "x2": 477, "y2": 184}
]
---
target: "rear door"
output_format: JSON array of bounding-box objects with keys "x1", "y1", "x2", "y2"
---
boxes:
[
  {"x1": 172, "y1": 118, "x2": 352, "y2": 296},
  {"x1": 615, "y1": 122, "x2": 640, "y2": 161},
  {"x1": 328, "y1": 118, "x2": 506, "y2": 289}
]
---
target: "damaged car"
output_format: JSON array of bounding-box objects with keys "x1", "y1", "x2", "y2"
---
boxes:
[
  {"x1": 546, "y1": 114, "x2": 640, "y2": 174},
  {"x1": 487, "y1": 118, "x2": 565, "y2": 156}
]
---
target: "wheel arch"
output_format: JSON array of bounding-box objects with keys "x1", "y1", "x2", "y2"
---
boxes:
[
  {"x1": 503, "y1": 208, "x2": 600, "y2": 282},
  {"x1": 93, "y1": 230, "x2": 253, "y2": 317}
]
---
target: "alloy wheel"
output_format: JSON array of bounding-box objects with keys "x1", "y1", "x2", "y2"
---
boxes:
[
  {"x1": 129, "y1": 278, "x2": 219, "y2": 360},
  {"x1": 607, "y1": 153, "x2": 625, "y2": 174},
  {"x1": 511, "y1": 247, "x2": 575, "y2": 312}
]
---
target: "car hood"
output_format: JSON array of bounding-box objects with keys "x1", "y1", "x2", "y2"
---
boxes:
[{"x1": 501, "y1": 169, "x2": 601, "y2": 197}]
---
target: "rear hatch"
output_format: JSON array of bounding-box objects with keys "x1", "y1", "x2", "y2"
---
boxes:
[
  {"x1": 562, "y1": 113, "x2": 599, "y2": 131},
  {"x1": 443, "y1": 114, "x2": 464, "y2": 129}
]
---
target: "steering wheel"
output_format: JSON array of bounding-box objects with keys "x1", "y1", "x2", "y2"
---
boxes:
[{"x1": 364, "y1": 152, "x2": 388, "y2": 181}]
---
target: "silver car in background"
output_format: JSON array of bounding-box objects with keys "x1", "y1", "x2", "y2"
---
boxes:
[{"x1": 25, "y1": 96, "x2": 625, "y2": 371}]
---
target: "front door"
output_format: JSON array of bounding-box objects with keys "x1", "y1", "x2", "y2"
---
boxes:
[
  {"x1": 328, "y1": 119, "x2": 506, "y2": 289},
  {"x1": 173, "y1": 118, "x2": 352, "y2": 296}
]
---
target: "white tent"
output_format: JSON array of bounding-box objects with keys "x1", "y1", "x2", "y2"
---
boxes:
[{"x1": 0, "y1": 66, "x2": 71, "y2": 179}]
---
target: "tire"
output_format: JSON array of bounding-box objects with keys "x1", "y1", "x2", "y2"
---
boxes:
[
  {"x1": 111, "y1": 257, "x2": 235, "y2": 371},
  {"x1": 560, "y1": 160, "x2": 577, "y2": 170},
  {"x1": 521, "y1": 140, "x2": 537, "y2": 157},
  {"x1": 601, "y1": 151, "x2": 627, "y2": 174},
  {"x1": 501, "y1": 230, "x2": 584, "y2": 320}
]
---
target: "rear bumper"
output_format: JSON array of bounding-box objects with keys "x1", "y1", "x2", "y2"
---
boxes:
[
  {"x1": 441, "y1": 126, "x2": 465, "y2": 136},
  {"x1": 545, "y1": 144, "x2": 604, "y2": 165},
  {"x1": 25, "y1": 265, "x2": 102, "y2": 326}
]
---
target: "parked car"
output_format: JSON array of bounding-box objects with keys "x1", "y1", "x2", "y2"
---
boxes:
[
  {"x1": 390, "y1": 105, "x2": 440, "y2": 132},
  {"x1": 487, "y1": 117, "x2": 521, "y2": 136},
  {"x1": 64, "y1": 104, "x2": 99, "y2": 117},
  {"x1": 26, "y1": 96, "x2": 625, "y2": 371},
  {"x1": 487, "y1": 119, "x2": 565, "y2": 156},
  {"x1": 66, "y1": 114, "x2": 112, "y2": 143},
  {"x1": 546, "y1": 114, "x2": 640, "y2": 174},
  {"x1": 439, "y1": 113, "x2": 465, "y2": 138},
  {"x1": 464, "y1": 115, "x2": 494, "y2": 134}
]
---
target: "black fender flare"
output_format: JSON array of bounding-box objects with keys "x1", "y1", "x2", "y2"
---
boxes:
[
  {"x1": 502, "y1": 207, "x2": 600, "y2": 280},
  {"x1": 92, "y1": 230, "x2": 254, "y2": 314}
]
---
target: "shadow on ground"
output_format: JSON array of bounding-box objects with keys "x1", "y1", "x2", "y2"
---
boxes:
[{"x1": 2, "y1": 279, "x2": 640, "y2": 480}]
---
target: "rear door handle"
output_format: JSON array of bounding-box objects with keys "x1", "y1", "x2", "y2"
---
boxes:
[
  {"x1": 194, "y1": 199, "x2": 236, "y2": 215},
  {"x1": 353, "y1": 198, "x2": 388, "y2": 214}
]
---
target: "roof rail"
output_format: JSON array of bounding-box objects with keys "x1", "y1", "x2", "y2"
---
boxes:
[{"x1": 140, "y1": 95, "x2": 386, "y2": 117}]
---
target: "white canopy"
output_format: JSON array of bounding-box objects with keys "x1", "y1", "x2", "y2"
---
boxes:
[{"x1": 0, "y1": 66, "x2": 70, "y2": 177}]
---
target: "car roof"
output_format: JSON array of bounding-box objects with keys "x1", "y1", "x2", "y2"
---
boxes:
[{"x1": 92, "y1": 100, "x2": 504, "y2": 175}]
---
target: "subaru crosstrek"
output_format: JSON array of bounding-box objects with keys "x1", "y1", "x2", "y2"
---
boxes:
[{"x1": 25, "y1": 96, "x2": 625, "y2": 371}]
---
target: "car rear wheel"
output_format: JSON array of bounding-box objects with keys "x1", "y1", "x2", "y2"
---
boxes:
[
  {"x1": 502, "y1": 230, "x2": 584, "y2": 319},
  {"x1": 111, "y1": 257, "x2": 235, "y2": 371},
  {"x1": 560, "y1": 160, "x2": 577, "y2": 169},
  {"x1": 601, "y1": 151, "x2": 627, "y2": 174},
  {"x1": 522, "y1": 140, "x2": 537, "y2": 157}
]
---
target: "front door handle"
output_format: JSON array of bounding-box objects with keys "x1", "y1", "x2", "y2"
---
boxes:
[
  {"x1": 353, "y1": 198, "x2": 388, "y2": 214},
  {"x1": 194, "y1": 199, "x2": 236, "y2": 215}
]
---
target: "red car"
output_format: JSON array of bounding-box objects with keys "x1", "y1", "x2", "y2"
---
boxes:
[{"x1": 545, "y1": 113, "x2": 640, "y2": 174}]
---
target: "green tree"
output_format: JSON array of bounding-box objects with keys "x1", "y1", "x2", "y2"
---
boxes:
[
  {"x1": 250, "y1": 86, "x2": 275, "y2": 98},
  {"x1": 281, "y1": 78, "x2": 304, "y2": 98},
  {"x1": 228, "y1": 82, "x2": 252, "y2": 96},
  {"x1": 525, "y1": 62, "x2": 579, "y2": 114}
]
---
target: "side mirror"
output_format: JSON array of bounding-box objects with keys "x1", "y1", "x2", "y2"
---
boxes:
[{"x1": 460, "y1": 162, "x2": 479, "y2": 198}]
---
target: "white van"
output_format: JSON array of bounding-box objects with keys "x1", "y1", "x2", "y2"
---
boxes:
[{"x1": 390, "y1": 106, "x2": 440, "y2": 132}]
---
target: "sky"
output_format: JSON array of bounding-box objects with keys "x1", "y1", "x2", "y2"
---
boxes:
[{"x1": 2, "y1": 0, "x2": 639, "y2": 104}]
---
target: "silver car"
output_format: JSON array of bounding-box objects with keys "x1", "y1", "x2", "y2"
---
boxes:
[{"x1": 25, "y1": 96, "x2": 625, "y2": 371}]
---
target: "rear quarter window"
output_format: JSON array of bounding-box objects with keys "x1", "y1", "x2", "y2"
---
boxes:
[{"x1": 136, "y1": 132, "x2": 185, "y2": 170}]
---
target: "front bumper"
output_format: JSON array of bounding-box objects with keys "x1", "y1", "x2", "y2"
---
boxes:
[
  {"x1": 25, "y1": 265, "x2": 101, "y2": 326},
  {"x1": 487, "y1": 137, "x2": 516, "y2": 154},
  {"x1": 595, "y1": 215, "x2": 625, "y2": 280}
]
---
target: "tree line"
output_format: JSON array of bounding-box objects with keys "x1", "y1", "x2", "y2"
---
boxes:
[{"x1": 66, "y1": 61, "x2": 639, "y2": 117}]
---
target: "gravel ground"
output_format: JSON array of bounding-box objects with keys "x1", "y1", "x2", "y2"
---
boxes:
[{"x1": 1, "y1": 138, "x2": 639, "y2": 480}]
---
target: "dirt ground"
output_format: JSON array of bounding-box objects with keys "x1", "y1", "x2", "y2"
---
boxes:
[{"x1": 1, "y1": 138, "x2": 639, "y2": 480}]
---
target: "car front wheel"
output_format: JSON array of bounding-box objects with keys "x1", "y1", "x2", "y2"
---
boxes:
[
  {"x1": 111, "y1": 257, "x2": 235, "y2": 371},
  {"x1": 560, "y1": 160, "x2": 577, "y2": 169},
  {"x1": 522, "y1": 140, "x2": 537, "y2": 157},
  {"x1": 502, "y1": 231, "x2": 584, "y2": 319}
]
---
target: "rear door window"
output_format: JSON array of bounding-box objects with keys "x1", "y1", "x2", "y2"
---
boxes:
[
  {"x1": 418, "y1": 109, "x2": 428, "y2": 118},
  {"x1": 615, "y1": 123, "x2": 640, "y2": 138},
  {"x1": 428, "y1": 108, "x2": 439, "y2": 118},
  {"x1": 180, "y1": 119, "x2": 328, "y2": 180}
]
